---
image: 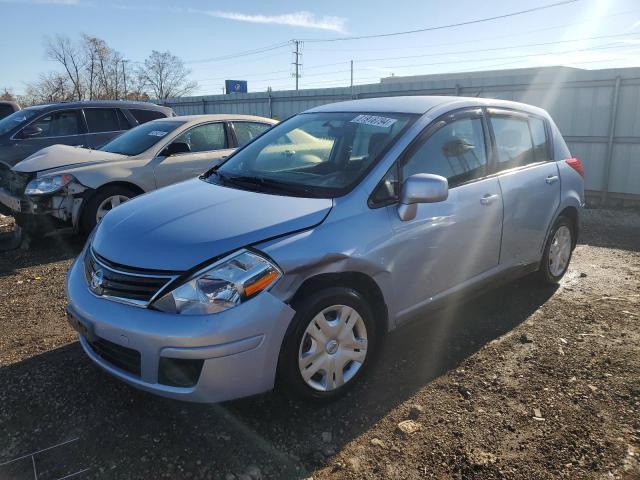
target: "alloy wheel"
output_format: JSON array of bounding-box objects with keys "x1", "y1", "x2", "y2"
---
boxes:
[
  {"x1": 548, "y1": 225, "x2": 572, "y2": 277},
  {"x1": 96, "y1": 195, "x2": 130, "y2": 223}
]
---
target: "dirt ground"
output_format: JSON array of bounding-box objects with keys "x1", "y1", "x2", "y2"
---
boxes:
[{"x1": 0, "y1": 208, "x2": 638, "y2": 480}]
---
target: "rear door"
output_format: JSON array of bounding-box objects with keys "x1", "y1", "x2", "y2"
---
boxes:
[
  {"x1": 84, "y1": 107, "x2": 129, "y2": 148},
  {"x1": 12, "y1": 108, "x2": 86, "y2": 162},
  {"x1": 154, "y1": 122, "x2": 234, "y2": 188},
  {"x1": 384, "y1": 108, "x2": 503, "y2": 313},
  {"x1": 487, "y1": 109, "x2": 560, "y2": 266}
]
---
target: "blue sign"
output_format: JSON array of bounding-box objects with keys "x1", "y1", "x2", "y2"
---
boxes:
[{"x1": 225, "y1": 80, "x2": 248, "y2": 94}]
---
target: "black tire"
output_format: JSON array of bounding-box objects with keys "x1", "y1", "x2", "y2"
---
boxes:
[
  {"x1": 537, "y1": 215, "x2": 574, "y2": 284},
  {"x1": 278, "y1": 287, "x2": 377, "y2": 402},
  {"x1": 80, "y1": 185, "x2": 138, "y2": 233}
]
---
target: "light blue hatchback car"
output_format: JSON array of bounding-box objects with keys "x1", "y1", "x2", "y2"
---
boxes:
[{"x1": 66, "y1": 96, "x2": 584, "y2": 403}]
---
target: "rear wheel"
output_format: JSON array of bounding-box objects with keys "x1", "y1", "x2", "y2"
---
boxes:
[
  {"x1": 279, "y1": 287, "x2": 376, "y2": 402},
  {"x1": 81, "y1": 185, "x2": 137, "y2": 233},
  {"x1": 537, "y1": 216, "x2": 574, "y2": 284}
]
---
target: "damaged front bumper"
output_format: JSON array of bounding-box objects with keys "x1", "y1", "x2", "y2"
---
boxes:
[{"x1": 0, "y1": 170, "x2": 91, "y2": 232}]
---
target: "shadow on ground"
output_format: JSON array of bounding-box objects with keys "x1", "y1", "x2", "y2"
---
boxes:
[{"x1": 0, "y1": 276, "x2": 557, "y2": 479}]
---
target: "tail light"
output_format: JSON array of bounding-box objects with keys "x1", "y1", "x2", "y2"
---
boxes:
[{"x1": 565, "y1": 157, "x2": 584, "y2": 178}]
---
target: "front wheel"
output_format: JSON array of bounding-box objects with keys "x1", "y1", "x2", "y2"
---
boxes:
[
  {"x1": 278, "y1": 287, "x2": 377, "y2": 402},
  {"x1": 537, "y1": 216, "x2": 574, "y2": 284},
  {"x1": 80, "y1": 185, "x2": 137, "y2": 233}
]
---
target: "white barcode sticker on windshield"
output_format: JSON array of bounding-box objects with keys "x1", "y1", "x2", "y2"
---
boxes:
[
  {"x1": 148, "y1": 130, "x2": 168, "y2": 137},
  {"x1": 350, "y1": 114, "x2": 397, "y2": 128}
]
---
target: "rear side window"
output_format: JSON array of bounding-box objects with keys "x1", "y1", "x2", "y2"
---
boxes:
[
  {"x1": 84, "y1": 108, "x2": 123, "y2": 133},
  {"x1": 402, "y1": 116, "x2": 488, "y2": 188},
  {"x1": 233, "y1": 122, "x2": 271, "y2": 147},
  {"x1": 173, "y1": 123, "x2": 227, "y2": 152},
  {"x1": 130, "y1": 109, "x2": 167, "y2": 124},
  {"x1": 29, "y1": 110, "x2": 81, "y2": 137},
  {"x1": 490, "y1": 115, "x2": 536, "y2": 169}
]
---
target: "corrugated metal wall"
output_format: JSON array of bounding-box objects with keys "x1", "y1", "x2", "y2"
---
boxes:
[{"x1": 164, "y1": 66, "x2": 640, "y2": 198}]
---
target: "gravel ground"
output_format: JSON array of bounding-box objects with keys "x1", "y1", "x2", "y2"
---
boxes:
[{"x1": 0, "y1": 208, "x2": 638, "y2": 480}]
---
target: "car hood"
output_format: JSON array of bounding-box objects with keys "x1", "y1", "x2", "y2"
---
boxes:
[
  {"x1": 92, "y1": 178, "x2": 333, "y2": 271},
  {"x1": 12, "y1": 144, "x2": 127, "y2": 173}
]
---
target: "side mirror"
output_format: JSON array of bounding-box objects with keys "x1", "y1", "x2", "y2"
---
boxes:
[
  {"x1": 161, "y1": 141, "x2": 190, "y2": 157},
  {"x1": 397, "y1": 173, "x2": 449, "y2": 221},
  {"x1": 21, "y1": 125, "x2": 43, "y2": 138}
]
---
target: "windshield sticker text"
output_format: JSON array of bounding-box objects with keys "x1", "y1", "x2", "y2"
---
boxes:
[
  {"x1": 350, "y1": 115, "x2": 397, "y2": 128},
  {"x1": 148, "y1": 130, "x2": 168, "y2": 137}
]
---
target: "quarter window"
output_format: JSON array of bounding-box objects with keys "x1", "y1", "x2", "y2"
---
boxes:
[
  {"x1": 84, "y1": 108, "x2": 123, "y2": 133},
  {"x1": 402, "y1": 117, "x2": 488, "y2": 188},
  {"x1": 28, "y1": 110, "x2": 81, "y2": 138},
  {"x1": 173, "y1": 123, "x2": 226, "y2": 153},
  {"x1": 233, "y1": 122, "x2": 271, "y2": 147},
  {"x1": 130, "y1": 109, "x2": 167, "y2": 124},
  {"x1": 529, "y1": 116, "x2": 549, "y2": 161}
]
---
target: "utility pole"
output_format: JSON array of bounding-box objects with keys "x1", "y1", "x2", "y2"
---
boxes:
[
  {"x1": 350, "y1": 60, "x2": 354, "y2": 98},
  {"x1": 122, "y1": 60, "x2": 128, "y2": 100},
  {"x1": 292, "y1": 40, "x2": 302, "y2": 91}
]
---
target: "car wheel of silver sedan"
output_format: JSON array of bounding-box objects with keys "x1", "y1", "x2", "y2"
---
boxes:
[
  {"x1": 538, "y1": 215, "x2": 574, "y2": 284},
  {"x1": 96, "y1": 195, "x2": 130, "y2": 223},
  {"x1": 80, "y1": 185, "x2": 138, "y2": 234},
  {"x1": 279, "y1": 287, "x2": 378, "y2": 401}
]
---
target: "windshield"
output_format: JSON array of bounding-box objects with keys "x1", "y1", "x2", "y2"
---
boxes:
[
  {"x1": 207, "y1": 112, "x2": 415, "y2": 197},
  {"x1": 0, "y1": 108, "x2": 40, "y2": 136},
  {"x1": 99, "y1": 120, "x2": 184, "y2": 156}
]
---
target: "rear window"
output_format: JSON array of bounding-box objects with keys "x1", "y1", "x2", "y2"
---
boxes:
[
  {"x1": 129, "y1": 109, "x2": 167, "y2": 124},
  {"x1": 0, "y1": 104, "x2": 16, "y2": 120},
  {"x1": 233, "y1": 122, "x2": 272, "y2": 147},
  {"x1": 85, "y1": 108, "x2": 125, "y2": 133}
]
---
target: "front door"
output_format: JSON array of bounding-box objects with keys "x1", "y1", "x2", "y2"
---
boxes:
[
  {"x1": 487, "y1": 110, "x2": 561, "y2": 266},
  {"x1": 154, "y1": 122, "x2": 234, "y2": 188},
  {"x1": 385, "y1": 110, "x2": 503, "y2": 317}
]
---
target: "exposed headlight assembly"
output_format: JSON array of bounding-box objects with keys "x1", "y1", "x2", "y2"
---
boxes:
[
  {"x1": 25, "y1": 174, "x2": 75, "y2": 195},
  {"x1": 152, "y1": 250, "x2": 281, "y2": 315}
]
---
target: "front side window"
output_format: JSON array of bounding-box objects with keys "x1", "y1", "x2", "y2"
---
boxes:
[
  {"x1": 27, "y1": 110, "x2": 81, "y2": 138},
  {"x1": 208, "y1": 112, "x2": 415, "y2": 198},
  {"x1": 491, "y1": 115, "x2": 536, "y2": 169},
  {"x1": 172, "y1": 123, "x2": 226, "y2": 153},
  {"x1": 402, "y1": 116, "x2": 488, "y2": 188},
  {"x1": 85, "y1": 108, "x2": 123, "y2": 133},
  {"x1": 99, "y1": 120, "x2": 184, "y2": 156},
  {"x1": 233, "y1": 122, "x2": 271, "y2": 147},
  {"x1": 0, "y1": 108, "x2": 39, "y2": 136}
]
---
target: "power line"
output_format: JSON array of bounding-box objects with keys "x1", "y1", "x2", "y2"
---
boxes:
[
  {"x1": 185, "y1": 40, "x2": 292, "y2": 65},
  {"x1": 299, "y1": 0, "x2": 582, "y2": 42},
  {"x1": 302, "y1": 8, "x2": 640, "y2": 53}
]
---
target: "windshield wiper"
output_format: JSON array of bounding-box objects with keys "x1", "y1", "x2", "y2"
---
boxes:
[{"x1": 219, "y1": 173, "x2": 314, "y2": 196}]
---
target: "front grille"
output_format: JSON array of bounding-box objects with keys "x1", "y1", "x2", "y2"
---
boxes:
[
  {"x1": 0, "y1": 165, "x2": 31, "y2": 196},
  {"x1": 84, "y1": 249, "x2": 178, "y2": 305},
  {"x1": 89, "y1": 337, "x2": 141, "y2": 376}
]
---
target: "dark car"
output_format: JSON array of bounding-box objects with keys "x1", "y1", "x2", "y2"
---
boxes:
[
  {"x1": 0, "y1": 101, "x2": 21, "y2": 120},
  {"x1": 0, "y1": 100, "x2": 174, "y2": 169}
]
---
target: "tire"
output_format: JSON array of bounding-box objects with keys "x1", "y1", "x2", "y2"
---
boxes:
[
  {"x1": 278, "y1": 287, "x2": 377, "y2": 402},
  {"x1": 537, "y1": 215, "x2": 574, "y2": 284},
  {"x1": 80, "y1": 185, "x2": 137, "y2": 233}
]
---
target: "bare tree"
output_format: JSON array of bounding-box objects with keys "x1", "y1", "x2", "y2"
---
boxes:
[
  {"x1": 23, "y1": 72, "x2": 73, "y2": 105},
  {"x1": 45, "y1": 35, "x2": 86, "y2": 101},
  {"x1": 137, "y1": 50, "x2": 197, "y2": 100},
  {"x1": 0, "y1": 88, "x2": 16, "y2": 102}
]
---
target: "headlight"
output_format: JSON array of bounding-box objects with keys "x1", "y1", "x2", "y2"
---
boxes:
[
  {"x1": 25, "y1": 174, "x2": 75, "y2": 195},
  {"x1": 152, "y1": 250, "x2": 281, "y2": 315}
]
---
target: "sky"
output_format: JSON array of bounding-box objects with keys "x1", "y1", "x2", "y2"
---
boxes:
[{"x1": 1, "y1": 0, "x2": 640, "y2": 96}]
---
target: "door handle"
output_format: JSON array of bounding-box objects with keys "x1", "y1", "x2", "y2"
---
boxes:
[
  {"x1": 480, "y1": 193, "x2": 499, "y2": 205},
  {"x1": 546, "y1": 175, "x2": 559, "y2": 184}
]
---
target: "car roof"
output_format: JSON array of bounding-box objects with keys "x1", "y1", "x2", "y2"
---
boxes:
[
  {"x1": 305, "y1": 95, "x2": 548, "y2": 117},
  {"x1": 154, "y1": 114, "x2": 278, "y2": 125},
  {"x1": 24, "y1": 100, "x2": 171, "y2": 111}
]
